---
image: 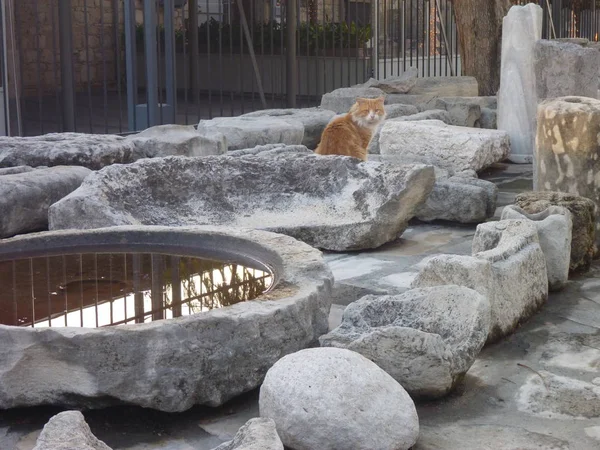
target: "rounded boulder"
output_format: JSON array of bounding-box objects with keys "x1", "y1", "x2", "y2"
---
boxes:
[{"x1": 259, "y1": 347, "x2": 419, "y2": 450}]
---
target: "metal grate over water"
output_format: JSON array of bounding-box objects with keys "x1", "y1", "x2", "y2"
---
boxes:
[{"x1": 0, "y1": 252, "x2": 273, "y2": 328}]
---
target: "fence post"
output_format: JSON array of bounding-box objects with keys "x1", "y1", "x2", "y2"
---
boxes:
[
  {"x1": 286, "y1": 0, "x2": 297, "y2": 107},
  {"x1": 143, "y1": 0, "x2": 159, "y2": 127},
  {"x1": 164, "y1": 0, "x2": 177, "y2": 123},
  {"x1": 58, "y1": 0, "x2": 75, "y2": 132},
  {"x1": 372, "y1": 0, "x2": 379, "y2": 79},
  {"x1": 189, "y1": 0, "x2": 199, "y2": 104},
  {"x1": 124, "y1": 0, "x2": 137, "y2": 131}
]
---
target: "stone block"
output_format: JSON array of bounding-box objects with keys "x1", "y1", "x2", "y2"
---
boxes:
[
  {"x1": 412, "y1": 220, "x2": 548, "y2": 343},
  {"x1": 535, "y1": 96, "x2": 600, "y2": 243},
  {"x1": 213, "y1": 418, "x2": 283, "y2": 450},
  {"x1": 197, "y1": 116, "x2": 304, "y2": 151},
  {"x1": 379, "y1": 120, "x2": 510, "y2": 175},
  {"x1": 515, "y1": 191, "x2": 596, "y2": 273},
  {"x1": 320, "y1": 286, "x2": 491, "y2": 399},
  {"x1": 534, "y1": 40, "x2": 600, "y2": 100},
  {"x1": 432, "y1": 97, "x2": 482, "y2": 127},
  {"x1": 501, "y1": 205, "x2": 572, "y2": 291},
  {"x1": 33, "y1": 411, "x2": 111, "y2": 450},
  {"x1": 320, "y1": 87, "x2": 386, "y2": 114}
]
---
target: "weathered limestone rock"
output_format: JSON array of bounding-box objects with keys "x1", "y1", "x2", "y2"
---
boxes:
[
  {"x1": 197, "y1": 116, "x2": 304, "y2": 151},
  {"x1": 33, "y1": 411, "x2": 112, "y2": 450},
  {"x1": 0, "y1": 133, "x2": 145, "y2": 170},
  {"x1": 259, "y1": 347, "x2": 419, "y2": 450},
  {"x1": 535, "y1": 97, "x2": 600, "y2": 240},
  {"x1": 368, "y1": 107, "x2": 445, "y2": 155},
  {"x1": 396, "y1": 109, "x2": 452, "y2": 123},
  {"x1": 480, "y1": 108, "x2": 497, "y2": 129},
  {"x1": 0, "y1": 166, "x2": 92, "y2": 238},
  {"x1": 416, "y1": 176, "x2": 498, "y2": 223},
  {"x1": 412, "y1": 220, "x2": 548, "y2": 342},
  {"x1": 128, "y1": 124, "x2": 227, "y2": 156},
  {"x1": 0, "y1": 126, "x2": 224, "y2": 170},
  {"x1": 408, "y1": 76, "x2": 479, "y2": 97},
  {"x1": 320, "y1": 87, "x2": 386, "y2": 113},
  {"x1": 0, "y1": 226, "x2": 333, "y2": 411},
  {"x1": 515, "y1": 191, "x2": 596, "y2": 273},
  {"x1": 213, "y1": 418, "x2": 283, "y2": 450},
  {"x1": 534, "y1": 41, "x2": 600, "y2": 100},
  {"x1": 502, "y1": 205, "x2": 572, "y2": 291},
  {"x1": 320, "y1": 286, "x2": 491, "y2": 398},
  {"x1": 49, "y1": 152, "x2": 435, "y2": 251},
  {"x1": 432, "y1": 98, "x2": 482, "y2": 127},
  {"x1": 241, "y1": 108, "x2": 336, "y2": 150},
  {"x1": 0, "y1": 165, "x2": 34, "y2": 175},
  {"x1": 497, "y1": 4, "x2": 543, "y2": 164},
  {"x1": 379, "y1": 120, "x2": 510, "y2": 174},
  {"x1": 384, "y1": 103, "x2": 419, "y2": 119},
  {"x1": 362, "y1": 67, "x2": 419, "y2": 93}
]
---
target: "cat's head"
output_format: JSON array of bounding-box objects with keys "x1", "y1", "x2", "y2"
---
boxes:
[{"x1": 349, "y1": 96, "x2": 386, "y2": 128}]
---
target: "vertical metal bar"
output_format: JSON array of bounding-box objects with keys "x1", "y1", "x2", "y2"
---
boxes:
[
  {"x1": 383, "y1": 0, "x2": 387, "y2": 78},
  {"x1": 58, "y1": 0, "x2": 76, "y2": 131},
  {"x1": 156, "y1": 6, "x2": 164, "y2": 125},
  {"x1": 12, "y1": 261, "x2": 17, "y2": 325},
  {"x1": 230, "y1": 2, "x2": 235, "y2": 116},
  {"x1": 164, "y1": 0, "x2": 176, "y2": 123},
  {"x1": 237, "y1": 0, "x2": 267, "y2": 108},
  {"x1": 133, "y1": 253, "x2": 143, "y2": 323},
  {"x1": 62, "y1": 255, "x2": 68, "y2": 326},
  {"x1": 94, "y1": 254, "x2": 99, "y2": 327},
  {"x1": 30, "y1": 259, "x2": 35, "y2": 327},
  {"x1": 12, "y1": 0, "x2": 24, "y2": 135},
  {"x1": 83, "y1": 0, "x2": 93, "y2": 132},
  {"x1": 123, "y1": 254, "x2": 128, "y2": 321},
  {"x1": 403, "y1": 0, "x2": 407, "y2": 72},
  {"x1": 113, "y1": 0, "x2": 124, "y2": 133},
  {"x1": 251, "y1": 0, "x2": 255, "y2": 110},
  {"x1": 206, "y1": 0, "x2": 213, "y2": 118},
  {"x1": 100, "y1": 0, "x2": 109, "y2": 132},
  {"x1": 435, "y1": 0, "x2": 453, "y2": 76},
  {"x1": 189, "y1": 0, "x2": 199, "y2": 115},
  {"x1": 79, "y1": 255, "x2": 84, "y2": 327},
  {"x1": 124, "y1": 0, "x2": 138, "y2": 131},
  {"x1": 34, "y1": 0, "x2": 43, "y2": 134},
  {"x1": 143, "y1": 0, "x2": 159, "y2": 127},
  {"x1": 286, "y1": 0, "x2": 297, "y2": 106},
  {"x1": 170, "y1": 256, "x2": 182, "y2": 317},
  {"x1": 373, "y1": 0, "x2": 379, "y2": 78},
  {"x1": 151, "y1": 254, "x2": 164, "y2": 321},
  {"x1": 109, "y1": 254, "x2": 113, "y2": 325},
  {"x1": 183, "y1": 1, "x2": 189, "y2": 124},
  {"x1": 219, "y1": 0, "x2": 224, "y2": 115},
  {"x1": 0, "y1": 0, "x2": 10, "y2": 136},
  {"x1": 46, "y1": 258, "x2": 51, "y2": 327}
]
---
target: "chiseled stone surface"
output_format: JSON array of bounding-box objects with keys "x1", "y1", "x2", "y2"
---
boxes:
[
  {"x1": 259, "y1": 347, "x2": 419, "y2": 450},
  {"x1": 33, "y1": 411, "x2": 112, "y2": 450},
  {"x1": 241, "y1": 108, "x2": 335, "y2": 150},
  {"x1": 320, "y1": 87, "x2": 386, "y2": 114},
  {"x1": 0, "y1": 166, "x2": 92, "y2": 238},
  {"x1": 320, "y1": 286, "x2": 490, "y2": 398},
  {"x1": 212, "y1": 418, "x2": 283, "y2": 450},
  {"x1": 535, "y1": 40, "x2": 600, "y2": 101},
  {"x1": 129, "y1": 124, "x2": 227, "y2": 157},
  {"x1": 535, "y1": 96, "x2": 600, "y2": 241},
  {"x1": 502, "y1": 205, "x2": 572, "y2": 291},
  {"x1": 197, "y1": 116, "x2": 304, "y2": 151},
  {"x1": 49, "y1": 152, "x2": 435, "y2": 251},
  {"x1": 416, "y1": 176, "x2": 498, "y2": 224},
  {"x1": 515, "y1": 191, "x2": 596, "y2": 273},
  {"x1": 0, "y1": 226, "x2": 333, "y2": 412},
  {"x1": 412, "y1": 219, "x2": 548, "y2": 342},
  {"x1": 497, "y1": 4, "x2": 543, "y2": 164},
  {"x1": 379, "y1": 120, "x2": 510, "y2": 175}
]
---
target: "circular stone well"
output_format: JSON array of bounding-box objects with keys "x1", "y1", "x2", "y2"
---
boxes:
[{"x1": 0, "y1": 226, "x2": 333, "y2": 412}]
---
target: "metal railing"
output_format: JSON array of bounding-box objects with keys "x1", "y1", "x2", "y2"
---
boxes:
[{"x1": 0, "y1": 0, "x2": 597, "y2": 137}]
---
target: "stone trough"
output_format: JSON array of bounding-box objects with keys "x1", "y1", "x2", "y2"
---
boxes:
[
  {"x1": 0, "y1": 226, "x2": 333, "y2": 412},
  {"x1": 49, "y1": 150, "x2": 436, "y2": 251}
]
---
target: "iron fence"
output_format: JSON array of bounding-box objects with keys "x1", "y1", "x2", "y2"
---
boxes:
[{"x1": 0, "y1": 0, "x2": 597, "y2": 137}]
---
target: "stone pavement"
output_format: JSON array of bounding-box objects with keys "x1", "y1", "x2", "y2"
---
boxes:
[{"x1": 2, "y1": 162, "x2": 600, "y2": 449}]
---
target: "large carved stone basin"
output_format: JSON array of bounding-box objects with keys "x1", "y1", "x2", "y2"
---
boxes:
[{"x1": 0, "y1": 226, "x2": 333, "y2": 412}]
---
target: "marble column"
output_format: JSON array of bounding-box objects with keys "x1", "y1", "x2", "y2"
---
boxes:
[{"x1": 497, "y1": 4, "x2": 543, "y2": 165}]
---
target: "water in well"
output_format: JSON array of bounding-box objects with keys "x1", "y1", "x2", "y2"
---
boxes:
[{"x1": 0, "y1": 252, "x2": 273, "y2": 328}]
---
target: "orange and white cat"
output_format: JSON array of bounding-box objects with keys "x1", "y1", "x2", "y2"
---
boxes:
[{"x1": 315, "y1": 96, "x2": 386, "y2": 161}]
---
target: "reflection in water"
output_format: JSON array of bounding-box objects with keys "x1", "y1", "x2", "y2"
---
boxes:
[{"x1": 0, "y1": 252, "x2": 273, "y2": 328}]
